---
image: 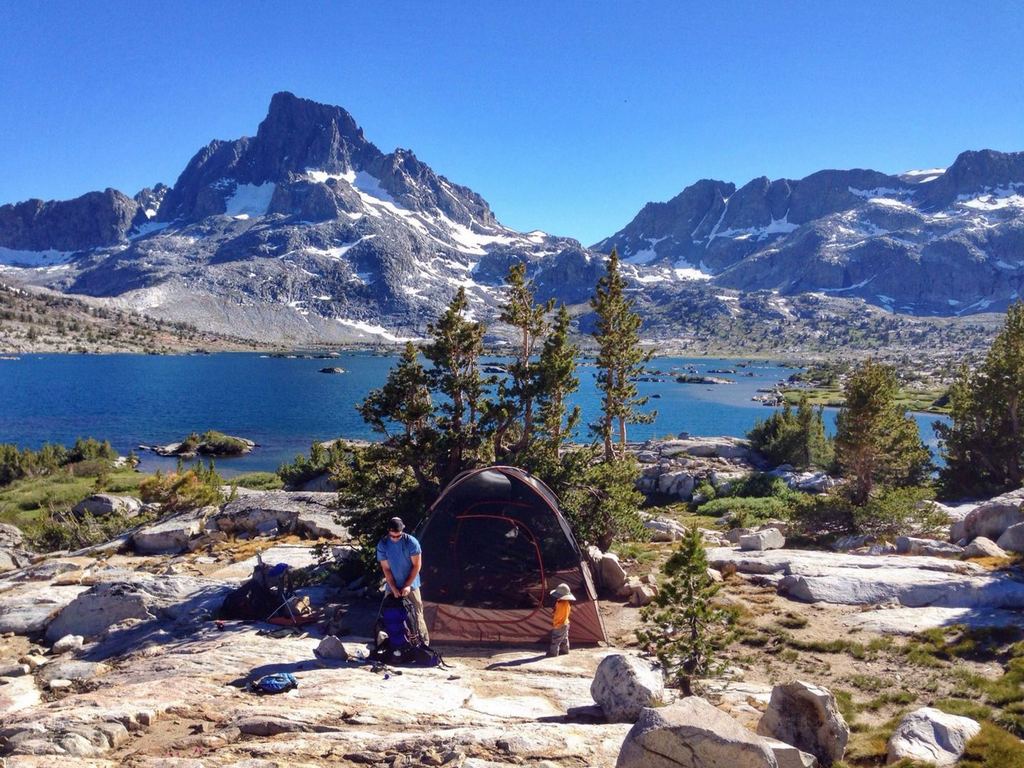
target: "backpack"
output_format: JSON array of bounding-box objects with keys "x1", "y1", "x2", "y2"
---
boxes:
[
  {"x1": 377, "y1": 594, "x2": 419, "y2": 650},
  {"x1": 250, "y1": 672, "x2": 298, "y2": 694},
  {"x1": 371, "y1": 595, "x2": 448, "y2": 668}
]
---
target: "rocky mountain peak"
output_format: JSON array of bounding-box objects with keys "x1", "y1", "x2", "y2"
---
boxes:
[
  {"x1": 917, "y1": 148, "x2": 1024, "y2": 209},
  {"x1": 245, "y1": 91, "x2": 381, "y2": 183}
]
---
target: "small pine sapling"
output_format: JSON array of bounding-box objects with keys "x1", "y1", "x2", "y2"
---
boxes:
[{"x1": 637, "y1": 525, "x2": 731, "y2": 696}]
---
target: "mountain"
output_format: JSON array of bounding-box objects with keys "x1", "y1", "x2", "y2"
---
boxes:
[
  {"x1": 595, "y1": 150, "x2": 1024, "y2": 316},
  {"x1": 0, "y1": 92, "x2": 1019, "y2": 348},
  {"x1": 1, "y1": 92, "x2": 603, "y2": 343}
]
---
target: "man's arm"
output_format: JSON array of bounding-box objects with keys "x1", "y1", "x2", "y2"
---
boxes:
[
  {"x1": 400, "y1": 553, "x2": 422, "y2": 596},
  {"x1": 380, "y1": 559, "x2": 401, "y2": 597}
]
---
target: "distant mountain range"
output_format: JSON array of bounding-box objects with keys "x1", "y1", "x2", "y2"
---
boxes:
[{"x1": 0, "y1": 92, "x2": 1021, "y2": 345}]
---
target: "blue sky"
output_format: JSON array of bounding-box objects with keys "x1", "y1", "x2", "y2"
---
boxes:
[{"x1": 1, "y1": 2, "x2": 1022, "y2": 245}]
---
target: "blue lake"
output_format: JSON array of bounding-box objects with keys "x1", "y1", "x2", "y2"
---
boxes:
[{"x1": 0, "y1": 353, "x2": 947, "y2": 475}]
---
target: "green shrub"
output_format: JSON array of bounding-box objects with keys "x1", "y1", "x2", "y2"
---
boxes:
[
  {"x1": 230, "y1": 472, "x2": 283, "y2": 490},
  {"x1": 139, "y1": 461, "x2": 224, "y2": 512},
  {"x1": 747, "y1": 395, "x2": 833, "y2": 469},
  {"x1": 25, "y1": 507, "x2": 154, "y2": 553},
  {"x1": 791, "y1": 485, "x2": 942, "y2": 540},
  {"x1": 278, "y1": 440, "x2": 353, "y2": 488}
]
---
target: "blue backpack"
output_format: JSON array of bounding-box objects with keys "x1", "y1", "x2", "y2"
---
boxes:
[{"x1": 250, "y1": 672, "x2": 298, "y2": 694}]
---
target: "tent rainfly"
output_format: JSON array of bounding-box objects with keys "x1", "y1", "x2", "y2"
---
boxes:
[{"x1": 417, "y1": 466, "x2": 607, "y2": 645}]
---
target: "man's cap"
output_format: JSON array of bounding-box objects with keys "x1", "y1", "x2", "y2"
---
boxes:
[{"x1": 388, "y1": 517, "x2": 405, "y2": 532}]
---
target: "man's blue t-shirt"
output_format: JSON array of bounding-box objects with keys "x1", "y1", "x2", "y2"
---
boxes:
[{"x1": 376, "y1": 533, "x2": 422, "y2": 590}]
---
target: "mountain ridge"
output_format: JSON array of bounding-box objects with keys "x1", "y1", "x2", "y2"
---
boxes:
[{"x1": 0, "y1": 92, "x2": 1021, "y2": 347}]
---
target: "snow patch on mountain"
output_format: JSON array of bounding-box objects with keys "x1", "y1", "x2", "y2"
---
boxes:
[
  {"x1": 0, "y1": 247, "x2": 75, "y2": 267},
  {"x1": 224, "y1": 183, "x2": 276, "y2": 219}
]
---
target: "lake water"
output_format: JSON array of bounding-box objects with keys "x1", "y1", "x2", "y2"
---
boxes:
[{"x1": 0, "y1": 353, "x2": 947, "y2": 475}]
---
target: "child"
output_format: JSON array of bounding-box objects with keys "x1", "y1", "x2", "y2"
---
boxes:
[{"x1": 548, "y1": 583, "x2": 576, "y2": 656}]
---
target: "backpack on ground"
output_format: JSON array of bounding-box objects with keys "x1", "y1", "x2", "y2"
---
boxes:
[
  {"x1": 249, "y1": 672, "x2": 298, "y2": 694},
  {"x1": 371, "y1": 594, "x2": 448, "y2": 668}
]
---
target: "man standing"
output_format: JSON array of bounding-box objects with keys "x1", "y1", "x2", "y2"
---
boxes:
[{"x1": 376, "y1": 516, "x2": 430, "y2": 645}]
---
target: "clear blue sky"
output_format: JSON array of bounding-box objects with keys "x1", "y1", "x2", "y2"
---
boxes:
[{"x1": 1, "y1": 1, "x2": 1022, "y2": 245}]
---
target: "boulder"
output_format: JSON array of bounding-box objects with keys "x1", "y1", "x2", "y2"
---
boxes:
[
  {"x1": 0, "y1": 521, "x2": 25, "y2": 548},
  {"x1": 886, "y1": 707, "x2": 980, "y2": 766},
  {"x1": 963, "y1": 537, "x2": 1007, "y2": 559},
  {"x1": 71, "y1": 494, "x2": 143, "y2": 519},
  {"x1": 757, "y1": 680, "x2": 848, "y2": 765},
  {"x1": 600, "y1": 553, "x2": 628, "y2": 593},
  {"x1": 590, "y1": 654, "x2": 664, "y2": 723},
  {"x1": 761, "y1": 736, "x2": 819, "y2": 768},
  {"x1": 725, "y1": 527, "x2": 755, "y2": 545},
  {"x1": 0, "y1": 585, "x2": 90, "y2": 635},
  {"x1": 655, "y1": 471, "x2": 696, "y2": 500},
  {"x1": 794, "y1": 472, "x2": 837, "y2": 494},
  {"x1": 645, "y1": 517, "x2": 687, "y2": 542},
  {"x1": 895, "y1": 537, "x2": 965, "y2": 558},
  {"x1": 43, "y1": 573, "x2": 227, "y2": 643},
  {"x1": 0, "y1": 547, "x2": 28, "y2": 573},
  {"x1": 740, "y1": 528, "x2": 785, "y2": 552},
  {"x1": 132, "y1": 506, "x2": 214, "y2": 554},
  {"x1": 954, "y1": 489, "x2": 1024, "y2": 543},
  {"x1": 44, "y1": 582, "x2": 155, "y2": 641},
  {"x1": 996, "y1": 522, "x2": 1024, "y2": 553},
  {"x1": 616, "y1": 698, "x2": 778, "y2": 768},
  {"x1": 628, "y1": 584, "x2": 657, "y2": 607},
  {"x1": 214, "y1": 490, "x2": 349, "y2": 540}
]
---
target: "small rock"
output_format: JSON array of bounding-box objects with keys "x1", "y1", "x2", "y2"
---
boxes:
[
  {"x1": 0, "y1": 662, "x2": 30, "y2": 677},
  {"x1": 887, "y1": 706, "x2": 980, "y2": 766},
  {"x1": 315, "y1": 635, "x2": 350, "y2": 660},
  {"x1": 895, "y1": 537, "x2": 965, "y2": 558},
  {"x1": 739, "y1": 528, "x2": 785, "y2": 551},
  {"x1": 48, "y1": 678, "x2": 73, "y2": 691},
  {"x1": 51, "y1": 634, "x2": 84, "y2": 655}
]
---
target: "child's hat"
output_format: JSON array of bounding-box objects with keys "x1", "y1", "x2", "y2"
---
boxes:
[{"x1": 549, "y1": 583, "x2": 577, "y2": 602}]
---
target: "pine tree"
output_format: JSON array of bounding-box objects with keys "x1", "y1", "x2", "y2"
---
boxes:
[
  {"x1": 938, "y1": 302, "x2": 1024, "y2": 496},
  {"x1": 423, "y1": 287, "x2": 494, "y2": 487},
  {"x1": 748, "y1": 394, "x2": 833, "y2": 469},
  {"x1": 494, "y1": 262, "x2": 553, "y2": 462},
  {"x1": 591, "y1": 248, "x2": 655, "y2": 460},
  {"x1": 561, "y1": 455, "x2": 647, "y2": 551},
  {"x1": 528, "y1": 304, "x2": 581, "y2": 471},
  {"x1": 358, "y1": 341, "x2": 437, "y2": 495},
  {"x1": 835, "y1": 359, "x2": 931, "y2": 505},
  {"x1": 637, "y1": 525, "x2": 730, "y2": 696}
]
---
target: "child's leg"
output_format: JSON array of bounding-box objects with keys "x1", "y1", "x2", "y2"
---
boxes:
[
  {"x1": 549, "y1": 625, "x2": 568, "y2": 656},
  {"x1": 559, "y1": 623, "x2": 570, "y2": 655}
]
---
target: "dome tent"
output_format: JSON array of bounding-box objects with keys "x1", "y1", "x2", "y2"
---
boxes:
[{"x1": 417, "y1": 466, "x2": 607, "y2": 645}]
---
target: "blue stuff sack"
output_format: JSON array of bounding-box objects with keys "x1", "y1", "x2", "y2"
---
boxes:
[{"x1": 251, "y1": 672, "x2": 298, "y2": 694}]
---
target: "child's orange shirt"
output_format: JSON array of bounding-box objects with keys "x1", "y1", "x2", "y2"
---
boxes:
[{"x1": 552, "y1": 599, "x2": 571, "y2": 628}]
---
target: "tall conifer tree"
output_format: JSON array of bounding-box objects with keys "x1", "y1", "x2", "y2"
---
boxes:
[
  {"x1": 835, "y1": 359, "x2": 931, "y2": 505},
  {"x1": 591, "y1": 248, "x2": 655, "y2": 460},
  {"x1": 938, "y1": 302, "x2": 1024, "y2": 496},
  {"x1": 494, "y1": 262, "x2": 553, "y2": 462},
  {"x1": 423, "y1": 287, "x2": 494, "y2": 486}
]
